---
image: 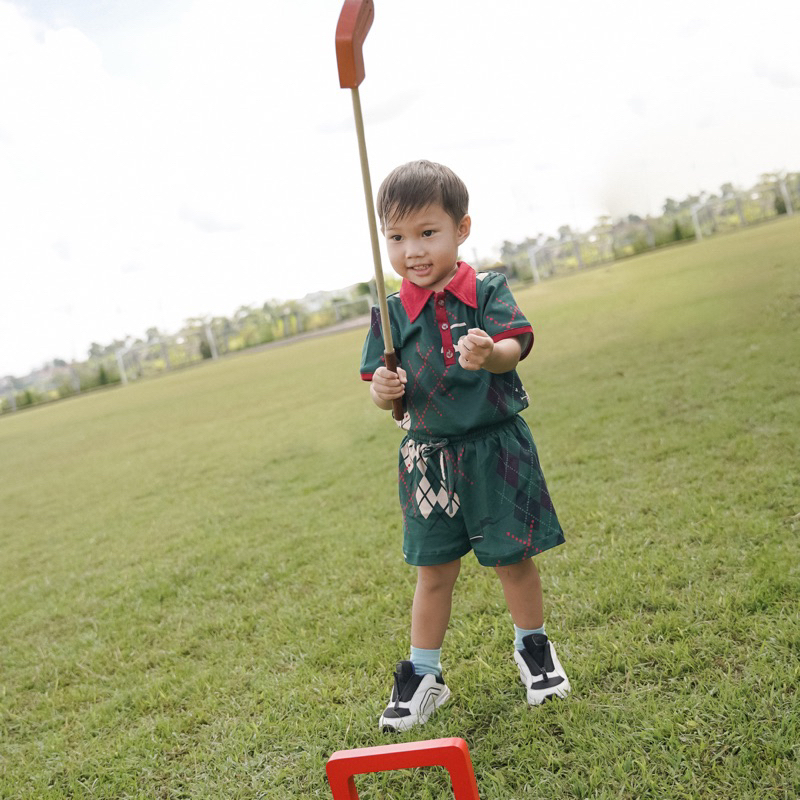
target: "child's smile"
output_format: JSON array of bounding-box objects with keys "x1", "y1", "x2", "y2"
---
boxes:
[{"x1": 384, "y1": 204, "x2": 471, "y2": 293}]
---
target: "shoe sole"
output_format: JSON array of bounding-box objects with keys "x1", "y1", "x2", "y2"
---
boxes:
[{"x1": 379, "y1": 686, "x2": 451, "y2": 732}]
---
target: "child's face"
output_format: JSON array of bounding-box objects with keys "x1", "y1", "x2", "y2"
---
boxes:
[{"x1": 383, "y1": 203, "x2": 471, "y2": 292}]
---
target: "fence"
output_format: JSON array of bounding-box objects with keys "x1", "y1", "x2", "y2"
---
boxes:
[{"x1": 504, "y1": 179, "x2": 798, "y2": 285}]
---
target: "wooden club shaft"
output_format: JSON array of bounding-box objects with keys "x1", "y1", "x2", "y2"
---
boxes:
[{"x1": 350, "y1": 86, "x2": 404, "y2": 422}]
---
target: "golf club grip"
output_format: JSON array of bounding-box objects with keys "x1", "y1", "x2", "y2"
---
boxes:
[
  {"x1": 335, "y1": 0, "x2": 374, "y2": 88},
  {"x1": 384, "y1": 350, "x2": 405, "y2": 422}
]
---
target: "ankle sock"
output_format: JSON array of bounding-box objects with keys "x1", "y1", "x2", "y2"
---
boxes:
[
  {"x1": 514, "y1": 624, "x2": 546, "y2": 651},
  {"x1": 410, "y1": 646, "x2": 442, "y2": 676}
]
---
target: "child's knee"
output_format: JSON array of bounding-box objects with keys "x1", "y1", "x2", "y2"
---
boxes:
[
  {"x1": 494, "y1": 558, "x2": 538, "y2": 584},
  {"x1": 417, "y1": 560, "x2": 461, "y2": 591}
]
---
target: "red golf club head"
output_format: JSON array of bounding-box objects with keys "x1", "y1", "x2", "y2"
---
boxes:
[{"x1": 335, "y1": 0, "x2": 374, "y2": 88}]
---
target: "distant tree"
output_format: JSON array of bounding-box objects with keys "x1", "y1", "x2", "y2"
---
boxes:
[
  {"x1": 261, "y1": 301, "x2": 279, "y2": 326},
  {"x1": 233, "y1": 306, "x2": 252, "y2": 323},
  {"x1": 663, "y1": 198, "x2": 679, "y2": 215},
  {"x1": 184, "y1": 316, "x2": 206, "y2": 332},
  {"x1": 679, "y1": 194, "x2": 703, "y2": 211},
  {"x1": 500, "y1": 240, "x2": 518, "y2": 263},
  {"x1": 20, "y1": 389, "x2": 36, "y2": 407},
  {"x1": 384, "y1": 275, "x2": 401, "y2": 294},
  {"x1": 105, "y1": 339, "x2": 127, "y2": 357}
]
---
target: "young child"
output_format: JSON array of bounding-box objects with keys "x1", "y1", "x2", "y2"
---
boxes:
[{"x1": 360, "y1": 160, "x2": 569, "y2": 732}]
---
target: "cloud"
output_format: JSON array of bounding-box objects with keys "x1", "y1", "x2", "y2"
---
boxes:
[
  {"x1": 180, "y1": 205, "x2": 243, "y2": 234},
  {"x1": 2, "y1": 0, "x2": 800, "y2": 377},
  {"x1": 753, "y1": 60, "x2": 800, "y2": 90},
  {"x1": 627, "y1": 96, "x2": 649, "y2": 119}
]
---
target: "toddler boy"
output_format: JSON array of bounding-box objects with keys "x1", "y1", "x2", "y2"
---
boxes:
[{"x1": 360, "y1": 160, "x2": 569, "y2": 731}]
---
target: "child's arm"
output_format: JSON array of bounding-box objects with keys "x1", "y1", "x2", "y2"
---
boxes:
[
  {"x1": 458, "y1": 328, "x2": 528, "y2": 373},
  {"x1": 370, "y1": 365, "x2": 407, "y2": 410}
]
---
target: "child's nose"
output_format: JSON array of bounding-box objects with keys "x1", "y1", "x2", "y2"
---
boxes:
[{"x1": 405, "y1": 240, "x2": 425, "y2": 257}]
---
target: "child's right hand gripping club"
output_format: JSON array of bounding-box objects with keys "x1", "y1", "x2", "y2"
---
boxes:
[{"x1": 336, "y1": 0, "x2": 404, "y2": 422}]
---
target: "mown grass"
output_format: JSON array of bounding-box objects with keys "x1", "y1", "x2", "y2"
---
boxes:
[{"x1": 1, "y1": 216, "x2": 799, "y2": 799}]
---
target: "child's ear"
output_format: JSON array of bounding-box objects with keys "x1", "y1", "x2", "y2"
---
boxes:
[{"x1": 457, "y1": 214, "x2": 471, "y2": 244}]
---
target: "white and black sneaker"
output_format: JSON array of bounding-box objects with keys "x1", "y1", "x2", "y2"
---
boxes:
[
  {"x1": 379, "y1": 660, "x2": 451, "y2": 732},
  {"x1": 514, "y1": 633, "x2": 571, "y2": 705}
]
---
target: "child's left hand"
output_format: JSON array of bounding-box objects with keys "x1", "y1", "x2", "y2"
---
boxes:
[{"x1": 457, "y1": 328, "x2": 494, "y2": 371}]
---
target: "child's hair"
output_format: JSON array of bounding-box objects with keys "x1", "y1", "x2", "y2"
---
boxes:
[{"x1": 377, "y1": 160, "x2": 469, "y2": 228}]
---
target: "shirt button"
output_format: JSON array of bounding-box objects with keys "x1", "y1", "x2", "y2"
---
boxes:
[
  {"x1": 446, "y1": 350, "x2": 453, "y2": 358},
  {"x1": 441, "y1": 323, "x2": 449, "y2": 330},
  {"x1": 437, "y1": 299, "x2": 445, "y2": 307}
]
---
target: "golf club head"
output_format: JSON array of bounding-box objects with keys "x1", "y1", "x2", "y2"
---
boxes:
[{"x1": 335, "y1": 0, "x2": 374, "y2": 88}]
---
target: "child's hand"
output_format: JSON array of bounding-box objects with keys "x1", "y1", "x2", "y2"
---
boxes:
[
  {"x1": 458, "y1": 328, "x2": 494, "y2": 371},
  {"x1": 371, "y1": 365, "x2": 407, "y2": 402}
]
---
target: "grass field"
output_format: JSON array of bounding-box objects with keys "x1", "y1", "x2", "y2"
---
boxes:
[{"x1": 1, "y1": 216, "x2": 799, "y2": 799}]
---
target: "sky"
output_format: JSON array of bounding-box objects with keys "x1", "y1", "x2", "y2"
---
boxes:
[{"x1": 1, "y1": 0, "x2": 799, "y2": 377}]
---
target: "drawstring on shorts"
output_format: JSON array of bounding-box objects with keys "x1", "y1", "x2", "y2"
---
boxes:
[
  {"x1": 419, "y1": 439, "x2": 454, "y2": 515},
  {"x1": 405, "y1": 419, "x2": 516, "y2": 520}
]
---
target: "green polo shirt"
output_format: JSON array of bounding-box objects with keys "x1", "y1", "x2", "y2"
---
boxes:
[{"x1": 360, "y1": 263, "x2": 534, "y2": 438}]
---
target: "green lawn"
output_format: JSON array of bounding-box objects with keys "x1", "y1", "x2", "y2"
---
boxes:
[{"x1": 1, "y1": 216, "x2": 799, "y2": 799}]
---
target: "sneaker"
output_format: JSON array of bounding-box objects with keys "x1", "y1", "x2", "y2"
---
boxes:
[
  {"x1": 379, "y1": 660, "x2": 451, "y2": 732},
  {"x1": 514, "y1": 633, "x2": 571, "y2": 705}
]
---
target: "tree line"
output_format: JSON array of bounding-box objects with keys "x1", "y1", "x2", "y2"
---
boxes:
[
  {"x1": 1, "y1": 171, "x2": 796, "y2": 414},
  {"x1": 495, "y1": 170, "x2": 797, "y2": 282}
]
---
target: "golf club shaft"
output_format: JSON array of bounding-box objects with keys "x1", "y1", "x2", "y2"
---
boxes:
[{"x1": 351, "y1": 86, "x2": 404, "y2": 421}]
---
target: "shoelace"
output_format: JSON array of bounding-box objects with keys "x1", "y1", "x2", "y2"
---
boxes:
[
  {"x1": 528, "y1": 653, "x2": 549, "y2": 683},
  {"x1": 392, "y1": 671, "x2": 404, "y2": 710}
]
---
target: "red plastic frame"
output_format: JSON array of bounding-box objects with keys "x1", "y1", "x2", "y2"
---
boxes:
[{"x1": 326, "y1": 737, "x2": 481, "y2": 799}]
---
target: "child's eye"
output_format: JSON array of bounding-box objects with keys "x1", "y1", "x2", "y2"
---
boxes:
[
  {"x1": 390, "y1": 235, "x2": 402, "y2": 242},
  {"x1": 422, "y1": 230, "x2": 434, "y2": 238}
]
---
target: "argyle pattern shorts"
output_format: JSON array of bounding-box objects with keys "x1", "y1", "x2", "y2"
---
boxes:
[{"x1": 398, "y1": 416, "x2": 565, "y2": 567}]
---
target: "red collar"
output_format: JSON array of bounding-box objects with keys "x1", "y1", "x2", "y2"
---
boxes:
[{"x1": 399, "y1": 262, "x2": 478, "y2": 322}]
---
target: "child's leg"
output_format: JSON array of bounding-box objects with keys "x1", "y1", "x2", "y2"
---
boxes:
[
  {"x1": 411, "y1": 559, "x2": 461, "y2": 649},
  {"x1": 379, "y1": 560, "x2": 460, "y2": 731},
  {"x1": 497, "y1": 557, "x2": 571, "y2": 704},
  {"x1": 494, "y1": 557, "x2": 543, "y2": 630}
]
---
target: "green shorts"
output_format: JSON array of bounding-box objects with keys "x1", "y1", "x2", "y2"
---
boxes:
[{"x1": 398, "y1": 416, "x2": 565, "y2": 567}]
